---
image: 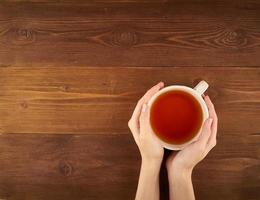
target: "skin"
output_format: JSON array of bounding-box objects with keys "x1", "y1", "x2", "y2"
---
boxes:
[
  {"x1": 166, "y1": 95, "x2": 218, "y2": 200},
  {"x1": 128, "y1": 82, "x2": 218, "y2": 200},
  {"x1": 128, "y1": 82, "x2": 164, "y2": 200}
]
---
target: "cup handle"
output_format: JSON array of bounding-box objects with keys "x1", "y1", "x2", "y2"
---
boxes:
[{"x1": 194, "y1": 80, "x2": 209, "y2": 95}]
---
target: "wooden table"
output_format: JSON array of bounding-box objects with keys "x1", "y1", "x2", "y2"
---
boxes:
[{"x1": 0, "y1": 1, "x2": 260, "y2": 199}]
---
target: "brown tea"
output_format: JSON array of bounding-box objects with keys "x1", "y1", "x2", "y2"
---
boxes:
[{"x1": 150, "y1": 90, "x2": 203, "y2": 145}]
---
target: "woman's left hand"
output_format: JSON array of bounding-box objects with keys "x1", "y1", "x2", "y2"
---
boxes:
[{"x1": 166, "y1": 95, "x2": 218, "y2": 173}]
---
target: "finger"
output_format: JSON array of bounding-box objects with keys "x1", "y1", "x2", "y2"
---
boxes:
[
  {"x1": 128, "y1": 82, "x2": 163, "y2": 144},
  {"x1": 204, "y1": 96, "x2": 218, "y2": 150},
  {"x1": 204, "y1": 96, "x2": 218, "y2": 141},
  {"x1": 142, "y1": 81, "x2": 164, "y2": 104},
  {"x1": 204, "y1": 118, "x2": 217, "y2": 154},
  {"x1": 129, "y1": 82, "x2": 164, "y2": 130},
  {"x1": 131, "y1": 82, "x2": 163, "y2": 120},
  {"x1": 196, "y1": 118, "x2": 213, "y2": 148},
  {"x1": 139, "y1": 103, "x2": 149, "y2": 135},
  {"x1": 204, "y1": 95, "x2": 217, "y2": 126}
]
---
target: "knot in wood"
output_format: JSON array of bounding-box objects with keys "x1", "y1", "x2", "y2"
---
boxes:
[
  {"x1": 16, "y1": 28, "x2": 34, "y2": 42},
  {"x1": 223, "y1": 28, "x2": 247, "y2": 48},
  {"x1": 20, "y1": 101, "x2": 28, "y2": 109},
  {"x1": 59, "y1": 161, "x2": 73, "y2": 176},
  {"x1": 60, "y1": 85, "x2": 70, "y2": 92},
  {"x1": 113, "y1": 29, "x2": 138, "y2": 47}
]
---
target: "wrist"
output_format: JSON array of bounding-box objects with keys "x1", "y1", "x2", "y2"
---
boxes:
[
  {"x1": 168, "y1": 164, "x2": 193, "y2": 180},
  {"x1": 167, "y1": 160, "x2": 193, "y2": 174},
  {"x1": 141, "y1": 158, "x2": 162, "y2": 174},
  {"x1": 141, "y1": 155, "x2": 163, "y2": 167}
]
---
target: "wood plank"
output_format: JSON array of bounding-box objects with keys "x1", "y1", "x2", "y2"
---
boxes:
[
  {"x1": 0, "y1": 134, "x2": 139, "y2": 200},
  {"x1": 0, "y1": 1, "x2": 259, "y2": 200},
  {"x1": 0, "y1": 134, "x2": 259, "y2": 200},
  {"x1": 1, "y1": 1, "x2": 260, "y2": 67},
  {"x1": 0, "y1": 66, "x2": 260, "y2": 135}
]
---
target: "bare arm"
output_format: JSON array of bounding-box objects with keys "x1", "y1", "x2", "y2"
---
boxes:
[
  {"x1": 135, "y1": 160, "x2": 161, "y2": 200},
  {"x1": 168, "y1": 166, "x2": 195, "y2": 200},
  {"x1": 128, "y1": 82, "x2": 165, "y2": 200}
]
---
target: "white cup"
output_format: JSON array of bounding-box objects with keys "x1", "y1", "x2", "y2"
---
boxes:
[{"x1": 147, "y1": 80, "x2": 209, "y2": 150}]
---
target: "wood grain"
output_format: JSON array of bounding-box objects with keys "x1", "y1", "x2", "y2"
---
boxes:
[
  {"x1": 0, "y1": 134, "x2": 139, "y2": 200},
  {"x1": 1, "y1": 1, "x2": 260, "y2": 67},
  {"x1": 0, "y1": 134, "x2": 259, "y2": 200},
  {"x1": 0, "y1": 66, "x2": 259, "y2": 135}
]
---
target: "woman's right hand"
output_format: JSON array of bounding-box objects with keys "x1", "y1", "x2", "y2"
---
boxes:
[
  {"x1": 166, "y1": 95, "x2": 218, "y2": 174},
  {"x1": 128, "y1": 82, "x2": 165, "y2": 165}
]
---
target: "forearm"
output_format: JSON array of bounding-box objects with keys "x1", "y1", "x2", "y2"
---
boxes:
[
  {"x1": 168, "y1": 168, "x2": 195, "y2": 200},
  {"x1": 135, "y1": 159, "x2": 161, "y2": 200}
]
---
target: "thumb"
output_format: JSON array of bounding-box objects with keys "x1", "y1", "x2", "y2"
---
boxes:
[
  {"x1": 139, "y1": 103, "x2": 149, "y2": 133},
  {"x1": 196, "y1": 118, "x2": 213, "y2": 147}
]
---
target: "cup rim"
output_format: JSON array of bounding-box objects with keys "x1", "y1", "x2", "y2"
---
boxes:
[{"x1": 147, "y1": 85, "x2": 209, "y2": 150}]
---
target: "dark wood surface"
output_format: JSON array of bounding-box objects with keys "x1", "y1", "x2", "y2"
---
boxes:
[
  {"x1": 1, "y1": 0, "x2": 260, "y2": 67},
  {"x1": 0, "y1": 1, "x2": 260, "y2": 200}
]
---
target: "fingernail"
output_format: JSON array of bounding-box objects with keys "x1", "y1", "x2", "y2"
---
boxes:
[
  {"x1": 158, "y1": 82, "x2": 164, "y2": 87},
  {"x1": 142, "y1": 104, "x2": 147, "y2": 112}
]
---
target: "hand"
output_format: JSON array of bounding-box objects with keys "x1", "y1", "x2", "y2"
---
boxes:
[
  {"x1": 128, "y1": 82, "x2": 165, "y2": 164},
  {"x1": 166, "y1": 95, "x2": 218, "y2": 174}
]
